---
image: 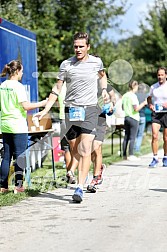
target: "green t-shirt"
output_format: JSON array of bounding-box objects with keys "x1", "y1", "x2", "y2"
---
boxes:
[
  {"x1": 122, "y1": 91, "x2": 139, "y2": 121},
  {"x1": 0, "y1": 80, "x2": 28, "y2": 133}
]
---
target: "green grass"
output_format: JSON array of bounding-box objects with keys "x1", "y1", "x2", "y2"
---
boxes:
[
  {"x1": 0, "y1": 132, "x2": 163, "y2": 207},
  {"x1": 0, "y1": 160, "x2": 68, "y2": 207},
  {"x1": 0, "y1": 189, "x2": 40, "y2": 206},
  {"x1": 102, "y1": 131, "x2": 161, "y2": 165}
]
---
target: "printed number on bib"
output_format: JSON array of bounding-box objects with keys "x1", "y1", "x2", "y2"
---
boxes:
[
  {"x1": 155, "y1": 103, "x2": 167, "y2": 113},
  {"x1": 69, "y1": 107, "x2": 85, "y2": 121}
]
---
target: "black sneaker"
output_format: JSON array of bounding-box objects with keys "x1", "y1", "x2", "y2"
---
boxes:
[{"x1": 87, "y1": 178, "x2": 98, "y2": 193}]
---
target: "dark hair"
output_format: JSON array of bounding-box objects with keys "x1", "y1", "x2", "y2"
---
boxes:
[
  {"x1": 157, "y1": 67, "x2": 167, "y2": 74},
  {"x1": 0, "y1": 60, "x2": 22, "y2": 77},
  {"x1": 128, "y1": 80, "x2": 138, "y2": 90},
  {"x1": 73, "y1": 32, "x2": 90, "y2": 45}
]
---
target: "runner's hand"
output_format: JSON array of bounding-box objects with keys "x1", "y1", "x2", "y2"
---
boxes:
[
  {"x1": 109, "y1": 102, "x2": 114, "y2": 112},
  {"x1": 102, "y1": 89, "x2": 110, "y2": 103},
  {"x1": 33, "y1": 109, "x2": 48, "y2": 120},
  {"x1": 148, "y1": 104, "x2": 154, "y2": 111}
]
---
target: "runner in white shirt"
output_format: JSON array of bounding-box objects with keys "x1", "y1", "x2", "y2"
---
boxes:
[{"x1": 147, "y1": 67, "x2": 167, "y2": 167}]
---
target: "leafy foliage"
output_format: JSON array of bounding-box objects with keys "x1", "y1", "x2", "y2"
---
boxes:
[
  {"x1": 0, "y1": 0, "x2": 127, "y2": 99},
  {"x1": 132, "y1": 0, "x2": 167, "y2": 84},
  {"x1": 2, "y1": 0, "x2": 167, "y2": 94}
]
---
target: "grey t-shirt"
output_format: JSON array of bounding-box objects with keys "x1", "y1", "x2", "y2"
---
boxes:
[{"x1": 57, "y1": 54, "x2": 104, "y2": 106}]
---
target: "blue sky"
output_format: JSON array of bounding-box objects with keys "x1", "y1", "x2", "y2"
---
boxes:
[{"x1": 106, "y1": 0, "x2": 155, "y2": 41}]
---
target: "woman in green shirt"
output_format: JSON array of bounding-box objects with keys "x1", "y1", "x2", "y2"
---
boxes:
[
  {"x1": 0, "y1": 60, "x2": 46, "y2": 193},
  {"x1": 122, "y1": 80, "x2": 147, "y2": 161}
]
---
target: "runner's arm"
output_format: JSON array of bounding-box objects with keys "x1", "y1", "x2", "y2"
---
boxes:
[
  {"x1": 34, "y1": 79, "x2": 64, "y2": 120},
  {"x1": 98, "y1": 70, "x2": 109, "y2": 103},
  {"x1": 147, "y1": 95, "x2": 154, "y2": 111}
]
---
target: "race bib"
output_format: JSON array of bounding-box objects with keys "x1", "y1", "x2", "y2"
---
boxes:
[
  {"x1": 155, "y1": 103, "x2": 167, "y2": 113},
  {"x1": 69, "y1": 107, "x2": 85, "y2": 121}
]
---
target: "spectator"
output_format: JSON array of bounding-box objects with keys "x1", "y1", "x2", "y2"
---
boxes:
[
  {"x1": 0, "y1": 60, "x2": 47, "y2": 193},
  {"x1": 134, "y1": 83, "x2": 148, "y2": 154},
  {"x1": 122, "y1": 80, "x2": 147, "y2": 161}
]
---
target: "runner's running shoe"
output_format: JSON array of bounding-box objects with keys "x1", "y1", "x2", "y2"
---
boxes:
[
  {"x1": 162, "y1": 157, "x2": 167, "y2": 167},
  {"x1": 66, "y1": 170, "x2": 76, "y2": 184},
  {"x1": 87, "y1": 178, "x2": 98, "y2": 193},
  {"x1": 72, "y1": 187, "x2": 83, "y2": 203},
  {"x1": 149, "y1": 158, "x2": 159, "y2": 168}
]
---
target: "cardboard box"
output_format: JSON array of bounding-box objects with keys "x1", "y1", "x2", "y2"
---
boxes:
[{"x1": 27, "y1": 113, "x2": 52, "y2": 132}]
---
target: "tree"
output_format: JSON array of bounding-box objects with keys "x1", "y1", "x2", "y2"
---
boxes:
[
  {"x1": 133, "y1": 0, "x2": 167, "y2": 84},
  {"x1": 0, "y1": 0, "x2": 127, "y2": 98}
]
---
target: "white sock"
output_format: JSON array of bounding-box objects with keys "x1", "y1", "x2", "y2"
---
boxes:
[
  {"x1": 153, "y1": 155, "x2": 158, "y2": 160},
  {"x1": 77, "y1": 184, "x2": 83, "y2": 190}
]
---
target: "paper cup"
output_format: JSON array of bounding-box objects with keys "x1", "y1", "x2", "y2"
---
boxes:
[
  {"x1": 32, "y1": 116, "x2": 39, "y2": 127},
  {"x1": 39, "y1": 126, "x2": 44, "y2": 131},
  {"x1": 31, "y1": 126, "x2": 36, "y2": 132}
]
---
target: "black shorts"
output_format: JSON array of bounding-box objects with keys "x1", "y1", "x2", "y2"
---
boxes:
[
  {"x1": 152, "y1": 112, "x2": 167, "y2": 128},
  {"x1": 60, "y1": 136, "x2": 70, "y2": 152},
  {"x1": 65, "y1": 106, "x2": 98, "y2": 140}
]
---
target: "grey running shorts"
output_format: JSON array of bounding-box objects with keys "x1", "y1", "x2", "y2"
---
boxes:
[
  {"x1": 65, "y1": 105, "x2": 98, "y2": 140},
  {"x1": 94, "y1": 106, "x2": 106, "y2": 142}
]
